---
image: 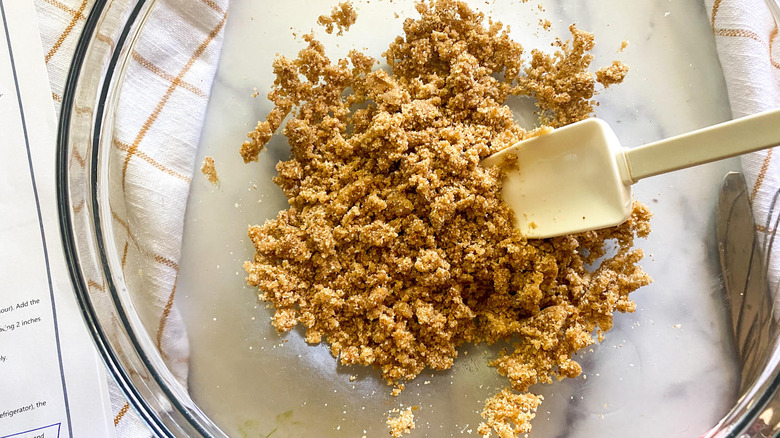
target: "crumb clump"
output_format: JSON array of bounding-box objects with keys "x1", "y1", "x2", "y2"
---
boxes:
[
  {"x1": 201, "y1": 156, "x2": 219, "y2": 186},
  {"x1": 242, "y1": 1, "x2": 649, "y2": 436},
  {"x1": 317, "y1": 2, "x2": 358, "y2": 35},
  {"x1": 387, "y1": 407, "x2": 415, "y2": 437},
  {"x1": 619, "y1": 40, "x2": 629, "y2": 52},
  {"x1": 596, "y1": 60, "x2": 629, "y2": 88},
  {"x1": 478, "y1": 388, "x2": 542, "y2": 438}
]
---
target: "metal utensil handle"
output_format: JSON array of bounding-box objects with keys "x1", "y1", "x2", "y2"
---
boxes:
[{"x1": 713, "y1": 173, "x2": 780, "y2": 438}]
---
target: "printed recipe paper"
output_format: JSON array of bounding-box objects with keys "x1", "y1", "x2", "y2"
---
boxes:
[{"x1": 0, "y1": 1, "x2": 114, "y2": 437}]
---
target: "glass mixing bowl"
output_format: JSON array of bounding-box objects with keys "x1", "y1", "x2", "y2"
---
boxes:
[{"x1": 57, "y1": 0, "x2": 780, "y2": 436}]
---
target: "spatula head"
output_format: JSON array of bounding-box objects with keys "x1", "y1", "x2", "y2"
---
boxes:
[{"x1": 482, "y1": 118, "x2": 633, "y2": 239}]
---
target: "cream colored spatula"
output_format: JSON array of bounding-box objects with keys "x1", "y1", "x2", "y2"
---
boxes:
[{"x1": 481, "y1": 108, "x2": 780, "y2": 239}]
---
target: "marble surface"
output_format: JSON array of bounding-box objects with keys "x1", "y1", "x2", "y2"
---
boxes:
[{"x1": 176, "y1": 1, "x2": 743, "y2": 436}]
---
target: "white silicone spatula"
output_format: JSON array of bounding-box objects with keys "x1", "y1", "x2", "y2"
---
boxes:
[{"x1": 481, "y1": 108, "x2": 780, "y2": 239}]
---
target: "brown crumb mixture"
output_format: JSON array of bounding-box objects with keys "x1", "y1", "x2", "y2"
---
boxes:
[
  {"x1": 317, "y1": 2, "x2": 358, "y2": 35},
  {"x1": 478, "y1": 388, "x2": 542, "y2": 438},
  {"x1": 596, "y1": 60, "x2": 629, "y2": 88},
  {"x1": 387, "y1": 407, "x2": 416, "y2": 437},
  {"x1": 521, "y1": 28, "x2": 603, "y2": 127},
  {"x1": 242, "y1": 1, "x2": 650, "y2": 436},
  {"x1": 200, "y1": 156, "x2": 219, "y2": 186}
]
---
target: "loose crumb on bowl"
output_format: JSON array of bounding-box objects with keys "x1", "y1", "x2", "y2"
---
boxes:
[
  {"x1": 387, "y1": 407, "x2": 416, "y2": 437},
  {"x1": 596, "y1": 60, "x2": 629, "y2": 88},
  {"x1": 317, "y1": 1, "x2": 358, "y2": 35},
  {"x1": 201, "y1": 156, "x2": 219, "y2": 186},
  {"x1": 478, "y1": 388, "x2": 542, "y2": 438}
]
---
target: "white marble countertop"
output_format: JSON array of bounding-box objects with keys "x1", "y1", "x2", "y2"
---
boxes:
[{"x1": 178, "y1": 1, "x2": 743, "y2": 436}]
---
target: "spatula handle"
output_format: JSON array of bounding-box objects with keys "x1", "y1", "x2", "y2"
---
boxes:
[{"x1": 621, "y1": 108, "x2": 780, "y2": 184}]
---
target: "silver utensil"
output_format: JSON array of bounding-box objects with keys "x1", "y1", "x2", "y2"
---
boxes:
[
  {"x1": 718, "y1": 172, "x2": 776, "y2": 390},
  {"x1": 716, "y1": 171, "x2": 780, "y2": 437}
]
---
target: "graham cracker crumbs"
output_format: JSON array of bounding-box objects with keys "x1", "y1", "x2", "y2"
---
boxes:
[
  {"x1": 596, "y1": 60, "x2": 630, "y2": 88},
  {"x1": 317, "y1": 2, "x2": 358, "y2": 35},
  {"x1": 539, "y1": 18, "x2": 551, "y2": 30},
  {"x1": 478, "y1": 388, "x2": 542, "y2": 438},
  {"x1": 200, "y1": 156, "x2": 219, "y2": 186},
  {"x1": 619, "y1": 40, "x2": 629, "y2": 52},
  {"x1": 387, "y1": 407, "x2": 415, "y2": 437},
  {"x1": 242, "y1": 1, "x2": 649, "y2": 436},
  {"x1": 523, "y1": 26, "x2": 610, "y2": 127},
  {"x1": 391, "y1": 384, "x2": 406, "y2": 396}
]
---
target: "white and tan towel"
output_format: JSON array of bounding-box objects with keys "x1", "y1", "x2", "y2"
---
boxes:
[
  {"x1": 34, "y1": 0, "x2": 228, "y2": 435},
  {"x1": 704, "y1": 0, "x2": 780, "y2": 296}
]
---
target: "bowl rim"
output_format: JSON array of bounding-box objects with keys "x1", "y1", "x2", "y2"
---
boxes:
[
  {"x1": 57, "y1": 0, "x2": 226, "y2": 436},
  {"x1": 56, "y1": 1, "x2": 780, "y2": 436}
]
